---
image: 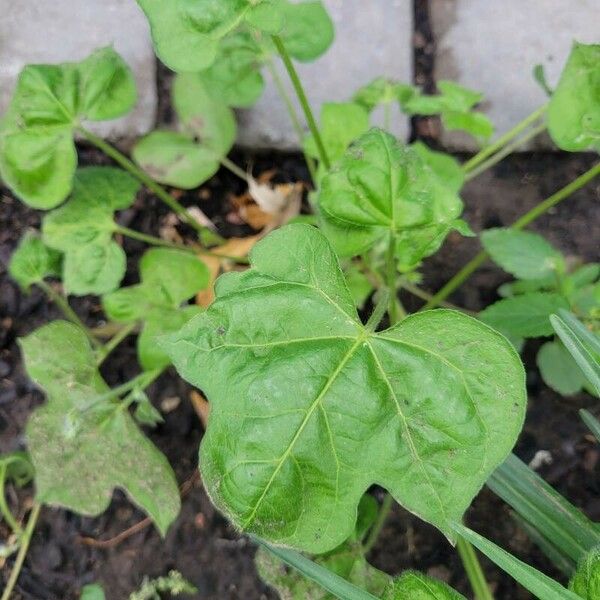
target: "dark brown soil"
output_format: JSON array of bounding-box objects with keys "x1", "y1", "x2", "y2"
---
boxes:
[{"x1": 1, "y1": 147, "x2": 599, "y2": 600}]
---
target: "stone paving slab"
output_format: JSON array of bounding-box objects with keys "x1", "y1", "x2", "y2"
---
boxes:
[
  {"x1": 0, "y1": 0, "x2": 157, "y2": 139},
  {"x1": 236, "y1": 0, "x2": 413, "y2": 150},
  {"x1": 431, "y1": 0, "x2": 600, "y2": 150}
]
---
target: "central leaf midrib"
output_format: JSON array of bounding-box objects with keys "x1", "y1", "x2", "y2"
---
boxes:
[{"x1": 241, "y1": 332, "x2": 369, "y2": 529}]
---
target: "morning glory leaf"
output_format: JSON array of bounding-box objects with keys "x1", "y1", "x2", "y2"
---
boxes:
[
  {"x1": 20, "y1": 321, "x2": 180, "y2": 535},
  {"x1": 548, "y1": 43, "x2": 600, "y2": 152},
  {"x1": 103, "y1": 248, "x2": 209, "y2": 370},
  {"x1": 481, "y1": 228, "x2": 565, "y2": 281},
  {"x1": 0, "y1": 48, "x2": 136, "y2": 209},
  {"x1": 382, "y1": 571, "x2": 466, "y2": 599},
  {"x1": 317, "y1": 129, "x2": 465, "y2": 271},
  {"x1": 305, "y1": 102, "x2": 370, "y2": 165},
  {"x1": 133, "y1": 73, "x2": 236, "y2": 189},
  {"x1": 42, "y1": 167, "x2": 140, "y2": 295},
  {"x1": 8, "y1": 231, "x2": 62, "y2": 291},
  {"x1": 165, "y1": 224, "x2": 526, "y2": 553}
]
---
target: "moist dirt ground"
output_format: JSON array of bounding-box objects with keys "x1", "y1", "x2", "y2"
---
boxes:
[{"x1": 0, "y1": 146, "x2": 598, "y2": 599}]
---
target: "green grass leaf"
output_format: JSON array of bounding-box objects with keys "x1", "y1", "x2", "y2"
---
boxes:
[
  {"x1": 454, "y1": 523, "x2": 582, "y2": 600},
  {"x1": 165, "y1": 224, "x2": 526, "y2": 552},
  {"x1": 548, "y1": 42, "x2": 600, "y2": 152},
  {"x1": 479, "y1": 292, "x2": 569, "y2": 338},
  {"x1": 20, "y1": 321, "x2": 180, "y2": 535},
  {"x1": 8, "y1": 231, "x2": 62, "y2": 291},
  {"x1": 580, "y1": 409, "x2": 600, "y2": 443},
  {"x1": 42, "y1": 167, "x2": 140, "y2": 295},
  {"x1": 317, "y1": 129, "x2": 465, "y2": 271},
  {"x1": 0, "y1": 48, "x2": 136, "y2": 208},
  {"x1": 103, "y1": 248, "x2": 209, "y2": 370},
  {"x1": 481, "y1": 228, "x2": 564, "y2": 281}
]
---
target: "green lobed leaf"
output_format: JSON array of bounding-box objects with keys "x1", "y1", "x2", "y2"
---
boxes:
[
  {"x1": 165, "y1": 224, "x2": 526, "y2": 552},
  {"x1": 381, "y1": 571, "x2": 466, "y2": 599},
  {"x1": 481, "y1": 228, "x2": 564, "y2": 281},
  {"x1": 103, "y1": 248, "x2": 209, "y2": 370},
  {"x1": 42, "y1": 167, "x2": 140, "y2": 295},
  {"x1": 548, "y1": 42, "x2": 600, "y2": 152},
  {"x1": 0, "y1": 48, "x2": 136, "y2": 209},
  {"x1": 8, "y1": 231, "x2": 62, "y2": 291},
  {"x1": 479, "y1": 292, "x2": 569, "y2": 338},
  {"x1": 353, "y1": 78, "x2": 417, "y2": 114},
  {"x1": 441, "y1": 111, "x2": 494, "y2": 142},
  {"x1": 20, "y1": 321, "x2": 180, "y2": 535},
  {"x1": 570, "y1": 546, "x2": 600, "y2": 599},
  {"x1": 317, "y1": 129, "x2": 465, "y2": 271},
  {"x1": 278, "y1": 0, "x2": 334, "y2": 62},
  {"x1": 537, "y1": 341, "x2": 587, "y2": 396},
  {"x1": 410, "y1": 142, "x2": 465, "y2": 194}
]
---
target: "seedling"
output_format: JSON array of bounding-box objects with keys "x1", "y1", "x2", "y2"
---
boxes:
[{"x1": 0, "y1": 2, "x2": 598, "y2": 598}]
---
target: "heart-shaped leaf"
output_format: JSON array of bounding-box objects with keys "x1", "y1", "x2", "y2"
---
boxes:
[
  {"x1": 133, "y1": 73, "x2": 236, "y2": 189},
  {"x1": 548, "y1": 42, "x2": 600, "y2": 152},
  {"x1": 42, "y1": 167, "x2": 140, "y2": 295},
  {"x1": 317, "y1": 129, "x2": 465, "y2": 271},
  {"x1": 9, "y1": 231, "x2": 62, "y2": 291},
  {"x1": 103, "y1": 248, "x2": 209, "y2": 370},
  {"x1": 20, "y1": 321, "x2": 180, "y2": 535},
  {"x1": 165, "y1": 224, "x2": 526, "y2": 553},
  {"x1": 0, "y1": 48, "x2": 136, "y2": 209}
]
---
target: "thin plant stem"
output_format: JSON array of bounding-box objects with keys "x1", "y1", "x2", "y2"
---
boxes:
[
  {"x1": 1, "y1": 503, "x2": 41, "y2": 600},
  {"x1": 400, "y1": 281, "x2": 476, "y2": 315},
  {"x1": 464, "y1": 123, "x2": 547, "y2": 182},
  {"x1": 385, "y1": 235, "x2": 405, "y2": 325},
  {"x1": 38, "y1": 281, "x2": 101, "y2": 348},
  {"x1": 0, "y1": 467, "x2": 22, "y2": 536},
  {"x1": 463, "y1": 104, "x2": 548, "y2": 173},
  {"x1": 77, "y1": 127, "x2": 222, "y2": 244},
  {"x1": 115, "y1": 226, "x2": 249, "y2": 263},
  {"x1": 363, "y1": 493, "x2": 394, "y2": 554},
  {"x1": 383, "y1": 102, "x2": 392, "y2": 131},
  {"x1": 365, "y1": 290, "x2": 390, "y2": 332},
  {"x1": 266, "y1": 59, "x2": 318, "y2": 184},
  {"x1": 456, "y1": 535, "x2": 495, "y2": 600},
  {"x1": 220, "y1": 156, "x2": 249, "y2": 183},
  {"x1": 423, "y1": 162, "x2": 600, "y2": 310},
  {"x1": 96, "y1": 322, "x2": 137, "y2": 367},
  {"x1": 271, "y1": 35, "x2": 331, "y2": 170}
]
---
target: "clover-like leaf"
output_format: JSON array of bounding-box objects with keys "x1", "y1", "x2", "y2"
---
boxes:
[
  {"x1": 317, "y1": 129, "x2": 465, "y2": 271},
  {"x1": 0, "y1": 48, "x2": 136, "y2": 209},
  {"x1": 548, "y1": 43, "x2": 600, "y2": 152},
  {"x1": 41, "y1": 167, "x2": 140, "y2": 295},
  {"x1": 8, "y1": 231, "x2": 62, "y2": 291},
  {"x1": 305, "y1": 102, "x2": 370, "y2": 166},
  {"x1": 133, "y1": 73, "x2": 236, "y2": 189},
  {"x1": 103, "y1": 248, "x2": 209, "y2": 370},
  {"x1": 137, "y1": 0, "x2": 283, "y2": 73},
  {"x1": 570, "y1": 546, "x2": 600, "y2": 599},
  {"x1": 20, "y1": 321, "x2": 180, "y2": 535},
  {"x1": 481, "y1": 228, "x2": 565, "y2": 281},
  {"x1": 165, "y1": 224, "x2": 526, "y2": 553},
  {"x1": 382, "y1": 571, "x2": 466, "y2": 599}
]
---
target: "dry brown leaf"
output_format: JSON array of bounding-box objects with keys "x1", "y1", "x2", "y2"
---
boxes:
[{"x1": 190, "y1": 390, "x2": 210, "y2": 428}]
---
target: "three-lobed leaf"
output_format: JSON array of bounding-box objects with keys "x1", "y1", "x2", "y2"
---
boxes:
[
  {"x1": 8, "y1": 231, "x2": 62, "y2": 291},
  {"x1": 20, "y1": 321, "x2": 180, "y2": 535},
  {"x1": 42, "y1": 167, "x2": 140, "y2": 295},
  {"x1": 165, "y1": 224, "x2": 526, "y2": 553},
  {"x1": 103, "y1": 247, "x2": 209, "y2": 370},
  {"x1": 317, "y1": 129, "x2": 466, "y2": 271},
  {"x1": 548, "y1": 42, "x2": 600, "y2": 152},
  {"x1": 0, "y1": 48, "x2": 136, "y2": 208}
]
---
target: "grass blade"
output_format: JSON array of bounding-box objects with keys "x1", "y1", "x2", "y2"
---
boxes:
[
  {"x1": 253, "y1": 537, "x2": 379, "y2": 600},
  {"x1": 453, "y1": 524, "x2": 581, "y2": 600},
  {"x1": 580, "y1": 408, "x2": 600, "y2": 442}
]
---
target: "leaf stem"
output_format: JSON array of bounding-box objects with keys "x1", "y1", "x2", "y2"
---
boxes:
[
  {"x1": 423, "y1": 162, "x2": 600, "y2": 310},
  {"x1": 266, "y1": 58, "x2": 318, "y2": 184},
  {"x1": 400, "y1": 281, "x2": 476, "y2": 314},
  {"x1": 220, "y1": 156, "x2": 249, "y2": 183},
  {"x1": 385, "y1": 234, "x2": 405, "y2": 325},
  {"x1": 457, "y1": 535, "x2": 495, "y2": 600},
  {"x1": 464, "y1": 123, "x2": 547, "y2": 182},
  {"x1": 365, "y1": 290, "x2": 390, "y2": 332},
  {"x1": 1, "y1": 503, "x2": 41, "y2": 600},
  {"x1": 38, "y1": 281, "x2": 101, "y2": 348},
  {"x1": 0, "y1": 466, "x2": 22, "y2": 536},
  {"x1": 462, "y1": 104, "x2": 548, "y2": 173},
  {"x1": 77, "y1": 127, "x2": 222, "y2": 244},
  {"x1": 363, "y1": 493, "x2": 394, "y2": 554},
  {"x1": 271, "y1": 35, "x2": 331, "y2": 171},
  {"x1": 96, "y1": 322, "x2": 137, "y2": 367}
]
